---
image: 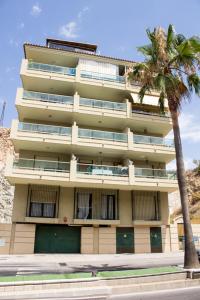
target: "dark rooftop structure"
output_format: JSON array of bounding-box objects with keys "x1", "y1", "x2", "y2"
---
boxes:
[{"x1": 46, "y1": 38, "x2": 97, "y2": 54}]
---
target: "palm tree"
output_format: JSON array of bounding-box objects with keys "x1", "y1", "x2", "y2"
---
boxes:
[{"x1": 128, "y1": 25, "x2": 200, "y2": 269}]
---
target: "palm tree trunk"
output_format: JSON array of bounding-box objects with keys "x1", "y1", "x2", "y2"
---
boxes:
[{"x1": 169, "y1": 105, "x2": 199, "y2": 269}]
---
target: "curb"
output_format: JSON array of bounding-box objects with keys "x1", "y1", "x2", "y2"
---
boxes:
[{"x1": 0, "y1": 270, "x2": 186, "y2": 287}]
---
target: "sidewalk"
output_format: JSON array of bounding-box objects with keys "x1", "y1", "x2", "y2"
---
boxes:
[{"x1": 0, "y1": 252, "x2": 183, "y2": 276}]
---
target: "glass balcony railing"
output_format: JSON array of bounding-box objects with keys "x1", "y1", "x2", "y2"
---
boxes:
[
  {"x1": 77, "y1": 163, "x2": 128, "y2": 176},
  {"x1": 13, "y1": 158, "x2": 70, "y2": 173},
  {"x1": 80, "y1": 97, "x2": 126, "y2": 111},
  {"x1": 133, "y1": 134, "x2": 174, "y2": 147},
  {"x1": 80, "y1": 70, "x2": 125, "y2": 84},
  {"x1": 135, "y1": 168, "x2": 177, "y2": 179},
  {"x1": 28, "y1": 61, "x2": 76, "y2": 76},
  {"x1": 23, "y1": 90, "x2": 74, "y2": 105},
  {"x1": 18, "y1": 122, "x2": 72, "y2": 136},
  {"x1": 132, "y1": 109, "x2": 170, "y2": 118},
  {"x1": 78, "y1": 128, "x2": 128, "y2": 143}
]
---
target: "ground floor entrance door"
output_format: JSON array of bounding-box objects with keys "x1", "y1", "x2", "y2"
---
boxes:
[
  {"x1": 150, "y1": 227, "x2": 162, "y2": 253},
  {"x1": 116, "y1": 227, "x2": 134, "y2": 253},
  {"x1": 34, "y1": 225, "x2": 81, "y2": 253}
]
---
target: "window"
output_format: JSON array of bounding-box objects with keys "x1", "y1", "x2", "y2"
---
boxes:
[
  {"x1": 27, "y1": 185, "x2": 59, "y2": 218},
  {"x1": 76, "y1": 193, "x2": 92, "y2": 219},
  {"x1": 30, "y1": 202, "x2": 55, "y2": 218},
  {"x1": 101, "y1": 195, "x2": 116, "y2": 220},
  {"x1": 74, "y1": 188, "x2": 118, "y2": 220},
  {"x1": 133, "y1": 191, "x2": 160, "y2": 221}
]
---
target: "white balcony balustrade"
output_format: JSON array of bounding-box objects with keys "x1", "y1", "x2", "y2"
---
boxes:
[
  {"x1": 5, "y1": 156, "x2": 178, "y2": 191},
  {"x1": 18, "y1": 122, "x2": 72, "y2": 136},
  {"x1": 27, "y1": 61, "x2": 76, "y2": 77}
]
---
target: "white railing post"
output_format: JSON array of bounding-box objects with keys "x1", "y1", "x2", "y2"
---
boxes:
[
  {"x1": 127, "y1": 129, "x2": 133, "y2": 150},
  {"x1": 75, "y1": 64, "x2": 81, "y2": 82},
  {"x1": 73, "y1": 92, "x2": 80, "y2": 111},
  {"x1": 129, "y1": 163, "x2": 135, "y2": 185},
  {"x1": 71, "y1": 121, "x2": 78, "y2": 144},
  {"x1": 10, "y1": 120, "x2": 19, "y2": 139},
  {"x1": 125, "y1": 99, "x2": 131, "y2": 118},
  {"x1": 70, "y1": 157, "x2": 77, "y2": 181},
  {"x1": 20, "y1": 59, "x2": 28, "y2": 75}
]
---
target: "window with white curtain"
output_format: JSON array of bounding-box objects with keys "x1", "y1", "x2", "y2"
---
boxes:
[
  {"x1": 133, "y1": 191, "x2": 160, "y2": 221},
  {"x1": 28, "y1": 185, "x2": 58, "y2": 218},
  {"x1": 101, "y1": 195, "x2": 116, "y2": 220},
  {"x1": 77, "y1": 193, "x2": 92, "y2": 219}
]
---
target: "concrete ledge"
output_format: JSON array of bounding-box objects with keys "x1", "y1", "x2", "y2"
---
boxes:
[
  {"x1": 0, "y1": 271, "x2": 186, "y2": 290},
  {"x1": 186, "y1": 269, "x2": 200, "y2": 279}
]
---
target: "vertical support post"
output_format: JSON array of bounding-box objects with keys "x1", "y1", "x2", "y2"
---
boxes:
[
  {"x1": 125, "y1": 99, "x2": 131, "y2": 118},
  {"x1": 70, "y1": 158, "x2": 77, "y2": 181},
  {"x1": 71, "y1": 121, "x2": 78, "y2": 145},
  {"x1": 73, "y1": 92, "x2": 80, "y2": 111},
  {"x1": 129, "y1": 164, "x2": 135, "y2": 185},
  {"x1": 10, "y1": 120, "x2": 19, "y2": 139}
]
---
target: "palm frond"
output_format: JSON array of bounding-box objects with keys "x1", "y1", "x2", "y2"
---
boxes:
[
  {"x1": 158, "y1": 92, "x2": 165, "y2": 114},
  {"x1": 137, "y1": 45, "x2": 152, "y2": 57},
  {"x1": 187, "y1": 74, "x2": 200, "y2": 95},
  {"x1": 138, "y1": 85, "x2": 151, "y2": 103},
  {"x1": 166, "y1": 24, "x2": 175, "y2": 50},
  {"x1": 128, "y1": 25, "x2": 200, "y2": 112}
]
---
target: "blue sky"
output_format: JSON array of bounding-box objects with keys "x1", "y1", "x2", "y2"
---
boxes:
[{"x1": 0, "y1": 0, "x2": 200, "y2": 169}]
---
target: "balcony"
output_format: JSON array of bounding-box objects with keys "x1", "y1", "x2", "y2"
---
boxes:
[
  {"x1": 22, "y1": 59, "x2": 136, "y2": 94},
  {"x1": 135, "y1": 168, "x2": 176, "y2": 179},
  {"x1": 77, "y1": 163, "x2": 128, "y2": 176},
  {"x1": 133, "y1": 135, "x2": 174, "y2": 148},
  {"x1": 79, "y1": 97, "x2": 127, "y2": 111},
  {"x1": 11, "y1": 121, "x2": 72, "y2": 153},
  {"x1": 132, "y1": 109, "x2": 170, "y2": 118},
  {"x1": 8, "y1": 158, "x2": 70, "y2": 185},
  {"x1": 18, "y1": 122, "x2": 72, "y2": 136},
  {"x1": 16, "y1": 89, "x2": 172, "y2": 135},
  {"x1": 11, "y1": 120, "x2": 175, "y2": 162},
  {"x1": 23, "y1": 90, "x2": 74, "y2": 105},
  {"x1": 13, "y1": 158, "x2": 70, "y2": 172},
  {"x1": 78, "y1": 128, "x2": 128, "y2": 143},
  {"x1": 134, "y1": 167, "x2": 177, "y2": 191},
  {"x1": 80, "y1": 70, "x2": 126, "y2": 84},
  {"x1": 5, "y1": 156, "x2": 178, "y2": 191},
  {"x1": 28, "y1": 61, "x2": 76, "y2": 77}
]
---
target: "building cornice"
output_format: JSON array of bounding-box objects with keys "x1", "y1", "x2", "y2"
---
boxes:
[{"x1": 23, "y1": 43, "x2": 137, "y2": 66}]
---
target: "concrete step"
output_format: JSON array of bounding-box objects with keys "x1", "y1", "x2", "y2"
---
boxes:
[
  {"x1": 0, "y1": 271, "x2": 187, "y2": 294},
  {"x1": 1, "y1": 279, "x2": 200, "y2": 299},
  {"x1": 111, "y1": 278, "x2": 200, "y2": 295},
  {"x1": 0, "y1": 273, "x2": 199, "y2": 299}
]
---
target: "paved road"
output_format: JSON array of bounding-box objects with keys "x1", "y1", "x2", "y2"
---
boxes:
[
  {"x1": 111, "y1": 286, "x2": 200, "y2": 300},
  {"x1": 0, "y1": 252, "x2": 183, "y2": 276},
  {"x1": 1, "y1": 286, "x2": 200, "y2": 300}
]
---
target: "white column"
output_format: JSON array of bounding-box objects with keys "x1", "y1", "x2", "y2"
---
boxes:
[
  {"x1": 15, "y1": 88, "x2": 23, "y2": 105},
  {"x1": 125, "y1": 99, "x2": 131, "y2": 118},
  {"x1": 20, "y1": 59, "x2": 28, "y2": 75},
  {"x1": 127, "y1": 128, "x2": 134, "y2": 150},
  {"x1": 71, "y1": 121, "x2": 78, "y2": 145},
  {"x1": 129, "y1": 164, "x2": 135, "y2": 185},
  {"x1": 73, "y1": 92, "x2": 80, "y2": 111},
  {"x1": 70, "y1": 158, "x2": 77, "y2": 181},
  {"x1": 10, "y1": 120, "x2": 19, "y2": 139},
  {"x1": 75, "y1": 63, "x2": 81, "y2": 82}
]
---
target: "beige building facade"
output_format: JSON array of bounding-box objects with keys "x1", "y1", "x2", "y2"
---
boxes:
[{"x1": 3, "y1": 39, "x2": 179, "y2": 254}]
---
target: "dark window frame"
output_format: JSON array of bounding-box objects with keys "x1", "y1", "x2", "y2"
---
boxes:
[{"x1": 29, "y1": 202, "x2": 56, "y2": 218}]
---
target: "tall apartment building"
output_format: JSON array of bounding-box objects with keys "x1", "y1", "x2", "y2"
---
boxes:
[{"x1": 5, "y1": 39, "x2": 179, "y2": 254}]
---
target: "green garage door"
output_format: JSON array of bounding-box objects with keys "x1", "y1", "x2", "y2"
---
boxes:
[
  {"x1": 34, "y1": 225, "x2": 81, "y2": 253},
  {"x1": 116, "y1": 227, "x2": 134, "y2": 253},
  {"x1": 150, "y1": 227, "x2": 162, "y2": 253}
]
